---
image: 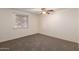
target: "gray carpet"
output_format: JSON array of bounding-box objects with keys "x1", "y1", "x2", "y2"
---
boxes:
[{"x1": 0, "y1": 33, "x2": 78, "y2": 51}]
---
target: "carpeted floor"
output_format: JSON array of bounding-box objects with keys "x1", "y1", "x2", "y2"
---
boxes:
[{"x1": 0, "y1": 33, "x2": 78, "y2": 51}]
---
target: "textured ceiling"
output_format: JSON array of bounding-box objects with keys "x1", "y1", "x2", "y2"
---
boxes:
[{"x1": 11, "y1": 8, "x2": 64, "y2": 14}]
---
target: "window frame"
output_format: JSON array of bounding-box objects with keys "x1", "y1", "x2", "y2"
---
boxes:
[{"x1": 14, "y1": 14, "x2": 29, "y2": 29}]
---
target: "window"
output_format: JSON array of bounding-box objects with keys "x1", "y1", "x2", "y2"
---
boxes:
[{"x1": 14, "y1": 14, "x2": 28, "y2": 29}]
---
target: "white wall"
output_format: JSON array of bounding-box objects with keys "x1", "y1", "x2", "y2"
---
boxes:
[
  {"x1": 40, "y1": 9, "x2": 78, "y2": 43},
  {"x1": 0, "y1": 9, "x2": 39, "y2": 42},
  {"x1": 78, "y1": 9, "x2": 79, "y2": 44}
]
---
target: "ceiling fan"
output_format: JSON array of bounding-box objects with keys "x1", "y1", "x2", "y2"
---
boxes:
[{"x1": 40, "y1": 8, "x2": 54, "y2": 15}]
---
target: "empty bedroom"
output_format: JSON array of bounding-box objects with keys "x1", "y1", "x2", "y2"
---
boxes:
[{"x1": 0, "y1": 8, "x2": 79, "y2": 51}]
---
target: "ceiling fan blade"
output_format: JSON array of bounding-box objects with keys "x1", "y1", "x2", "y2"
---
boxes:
[
  {"x1": 41, "y1": 8, "x2": 45, "y2": 10},
  {"x1": 48, "y1": 10, "x2": 54, "y2": 12}
]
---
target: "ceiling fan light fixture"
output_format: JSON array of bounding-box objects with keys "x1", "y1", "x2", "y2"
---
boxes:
[
  {"x1": 40, "y1": 8, "x2": 54, "y2": 15},
  {"x1": 41, "y1": 11, "x2": 47, "y2": 14}
]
